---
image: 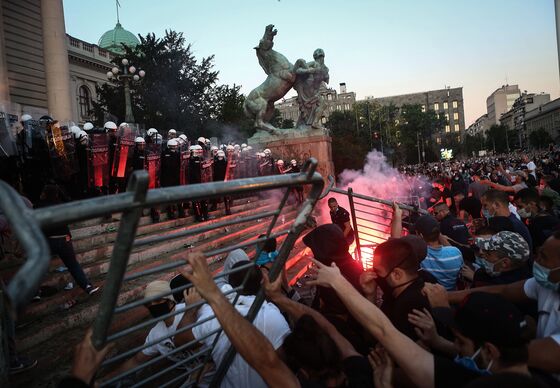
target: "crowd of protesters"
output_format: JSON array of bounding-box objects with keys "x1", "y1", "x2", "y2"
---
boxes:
[{"x1": 53, "y1": 148, "x2": 560, "y2": 388}]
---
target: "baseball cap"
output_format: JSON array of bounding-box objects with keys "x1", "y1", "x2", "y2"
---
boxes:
[
  {"x1": 144, "y1": 280, "x2": 174, "y2": 303},
  {"x1": 454, "y1": 292, "x2": 529, "y2": 347},
  {"x1": 475, "y1": 231, "x2": 530, "y2": 262},
  {"x1": 400, "y1": 235, "x2": 427, "y2": 263},
  {"x1": 169, "y1": 274, "x2": 190, "y2": 303},
  {"x1": 414, "y1": 215, "x2": 440, "y2": 237}
]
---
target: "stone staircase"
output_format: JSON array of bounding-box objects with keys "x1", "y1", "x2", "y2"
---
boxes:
[{"x1": 3, "y1": 194, "x2": 314, "y2": 387}]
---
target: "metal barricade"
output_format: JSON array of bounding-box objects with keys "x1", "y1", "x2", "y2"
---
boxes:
[
  {"x1": 320, "y1": 175, "x2": 428, "y2": 270},
  {"x1": 0, "y1": 158, "x2": 324, "y2": 387}
]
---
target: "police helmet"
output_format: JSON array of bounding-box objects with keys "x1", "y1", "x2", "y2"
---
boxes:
[
  {"x1": 21, "y1": 114, "x2": 32, "y2": 122},
  {"x1": 135, "y1": 137, "x2": 146, "y2": 144},
  {"x1": 83, "y1": 122, "x2": 94, "y2": 131},
  {"x1": 104, "y1": 121, "x2": 117, "y2": 131}
]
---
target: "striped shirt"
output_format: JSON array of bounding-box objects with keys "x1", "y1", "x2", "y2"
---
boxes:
[{"x1": 421, "y1": 246, "x2": 464, "y2": 290}]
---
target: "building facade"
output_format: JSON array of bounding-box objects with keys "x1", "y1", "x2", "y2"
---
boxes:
[
  {"x1": 499, "y1": 92, "x2": 550, "y2": 147},
  {"x1": 275, "y1": 83, "x2": 356, "y2": 126},
  {"x1": 525, "y1": 97, "x2": 560, "y2": 140},
  {"x1": 369, "y1": 87, "x2": 466, "y2": 137},
  {"x1": 486, "y1": 84, "x2": 520, "y2": 126},
  {"x1": 0, "y1": 0, "x2": 137, "y2": 124},
  {"x1": 466, "y1": 114, "x2": 490, "y2": 136}
]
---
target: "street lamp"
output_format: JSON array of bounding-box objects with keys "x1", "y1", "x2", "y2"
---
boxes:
[{"x1": 106, "y1": 58, "x2": 146, "y2": 123}]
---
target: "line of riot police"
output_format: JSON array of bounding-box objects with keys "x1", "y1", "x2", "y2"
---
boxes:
[{"x1": 0, "y1": 113, "x2": 305, "y2": 221}]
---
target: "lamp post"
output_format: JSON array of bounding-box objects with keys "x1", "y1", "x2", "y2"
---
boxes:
[{"x1": 106, "y1": 58, "x2": 145, "y2": 123}]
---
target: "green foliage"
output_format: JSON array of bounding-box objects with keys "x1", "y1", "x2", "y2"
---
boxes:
[
  {"x1": 464, "y1": 134, "x2": 485, "y2": 157},
  {"x1": 529, "y1": 128, "x2": 553, "y2": 149},
  {"x1": 326, "y1": 110, "x2": 370, "y2": 175},
  {"x1": 94, "y1": 30, "x2": 250, "y2": 139},
  {"x1": 485, "y1": 125, "x2": 511, "y2": 153},
  {"x1": 280, "y1": 118, "x2": 295, "y2": 129}
]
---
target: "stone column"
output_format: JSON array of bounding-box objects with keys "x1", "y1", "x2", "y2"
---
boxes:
[
  {"x1": 41, "y1": 0, "x2": 73, "y2": 121},
  {"x1": 556, "y1": 0, "x2": 560, "y2": 89},
  {"x1": 0, "y1": 4, "x2": 11, "y2": 105}
]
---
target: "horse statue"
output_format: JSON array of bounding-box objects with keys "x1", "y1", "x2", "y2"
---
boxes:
[{"x1": 243, "y1": 25, "x2": 296, "y2": 134}]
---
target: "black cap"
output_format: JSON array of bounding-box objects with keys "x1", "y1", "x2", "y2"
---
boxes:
[
  {"x1": 169, "y1": 274, "x2": 190, "y2": 303},
  {"x1": 414, "y1": 215, "x2": 439, "y2": 237},
  {"x1": 400, "y1": 235, "x2": 427, "y2": 263},
  {"x1": 454, "y1": 292, "x2": 528, "y2": 347}
]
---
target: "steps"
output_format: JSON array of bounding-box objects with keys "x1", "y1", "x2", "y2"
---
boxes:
[{"x1": 4, "y1": 194, "x2": 315, "y2": 387}]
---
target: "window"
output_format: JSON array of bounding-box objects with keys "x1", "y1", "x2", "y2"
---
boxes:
[
  {"x1": 453, "y1": 112, "x2": 459, "y2": 121},
  {"x1": 434, "y1": 102, "x2": 439, "y2": 111},
  {"x1": 443, "y1": 101, "x2": 448, "y2": 110},
  {"x1": 445, "y1": 113, "x2": 449, "y2": 122},
  {"x1": 457, "y1": 135, "x2": 461, "y2": 142},
  {"x1": 453, "y1": 100, "x2": 458, "y2": 109},
  {"x1": 445, "y1": 125, "x2": 450, "y2": 133},
  {"x1": 327, "y1": 94, "x2": 333, "y2": 101},
  {"x1": 421, "y1": 105, "x2": 426, "y2": 112},
  {"x1": 78, "y1": 85, "x2": 91, "y2": 118},
  {"x1": 436, "y1": 137, "x2": 441, "y2": 144},
  {"x1": 454, "y1": 124, "x2": 460, "y2": 132}
]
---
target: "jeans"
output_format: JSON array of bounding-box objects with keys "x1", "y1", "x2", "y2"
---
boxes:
[{"x1": 48, "y1": 236, "x2": 90, "y2": 290}]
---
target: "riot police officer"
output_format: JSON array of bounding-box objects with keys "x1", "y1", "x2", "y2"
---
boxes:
[
  {"x1": 212, "y1": 149, "x2": 232, "y2": 215},
  {"x1": 188, "y1": 145, "x2": 208, "y2": 221},
  {"x1": 161, "y1": 139, "x2": 184, "y2": 219}
]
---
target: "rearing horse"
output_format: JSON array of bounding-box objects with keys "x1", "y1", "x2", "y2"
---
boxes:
[{"x1": 244, "y1": 25, "x2": 296, "y2": 134}]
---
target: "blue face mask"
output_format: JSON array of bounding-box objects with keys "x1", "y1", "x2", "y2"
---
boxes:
[
  {"x1": 480, "y1": 257, "x2": 505, "y2": 277},
  {"x1": 454, "y1": 348, "x2": 492, "y2": 375},
  {"x1": 533, "y1": 262, "x2": 560, "y2": 291},
  {"x1": 482, "y1": 209, "x2": 492, "y2": 219}
]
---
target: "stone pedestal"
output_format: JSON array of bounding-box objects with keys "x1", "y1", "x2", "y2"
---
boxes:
[{"x1": 248, "y1": 128, "x2": 335, "y2": 181}]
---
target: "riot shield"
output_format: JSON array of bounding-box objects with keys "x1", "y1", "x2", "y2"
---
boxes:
[
  {"x1": 179, "y1": 150, "x2": 190, "y2": 186},
  {"x1": 88, "y1": 133, "x2": 110, "y2": 189},
  {"x1": 201, "y1": 158, "x2": 213, "y2": 183},
  {"x1": 225, "y1": 152, "x2": 237, "y2": 181},
  {"x1": 111, "y1": 134, "x2": 135, "y2": 179},
  {"x1": 146, "y1": 144, "x2": 161, "y2": 189},
  {"x1": 0, "y1": 112, "x2": 18, "y2": 157},
  {"x1": 45, "y1": 124, "x2": 79, "y2": 180}
]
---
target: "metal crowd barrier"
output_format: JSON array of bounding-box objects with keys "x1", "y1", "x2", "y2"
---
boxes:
[
  {"x1": 0, "y1": 158, "x2": 324, "y2": 387},
  {"x1": 320, "y1": 175, "x2": 428, "y2": 269}
]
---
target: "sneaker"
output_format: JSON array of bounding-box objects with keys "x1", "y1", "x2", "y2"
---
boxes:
[
  {"x1": 10, "y1": 355, "x2": 37, "y2": 374},
  {"x1": 32, "y1": 293, "x2": 41, "y2": 302},
  {"x1": 64, "y1": 282, "x2": 74, "y2": 291},
  {"x1": 55, "y1": 266, "x2": 68, "y2": 273},
  {"x1": 85, "y1": 285, "x2": 100, "y2": 295}
]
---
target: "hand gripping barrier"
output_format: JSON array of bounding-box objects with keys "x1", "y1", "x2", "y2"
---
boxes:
[{"x1": 0, "y1": 158, "x2": 324, "y2": 386}]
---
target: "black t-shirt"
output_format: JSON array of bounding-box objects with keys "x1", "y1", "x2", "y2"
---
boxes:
[
  {"x1": 434, "y1": 355, "x2": 485, "y2": 388},
  {"x1": 528, "y1": 214, "x2": 560, "y2": 251},
  {"x1": 459, "y1": 196, "x2": 482, "y2": 218},
  {"x1": 381, "y1": 277, "x2": 432, "y2": 341},
  {"x1": 440, "y1": 214, "x2": 470, "y2": 245},
  {"x1": 330, "y1": 206, "x2": 352, "y2": 233},
  {"x1": 298, "y1": 355, "x2": 373, "y2": 388}
]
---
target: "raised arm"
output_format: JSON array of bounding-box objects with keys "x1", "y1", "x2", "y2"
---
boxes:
[
  {"x1": 262, "y1": 272, "x2": 359, "y2": 359},
  {"x1": 447, "y1": 279, "x2": 528, "y2": 304},
  {"x1": 181, "y1": 252, "x2": 300, "y2": 388},
  {"x1": 308, "y1": 260, "x2": 435, "y2": 388}
]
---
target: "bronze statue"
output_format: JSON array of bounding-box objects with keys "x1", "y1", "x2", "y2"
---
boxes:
[{"x1": 244, "y1": 25, "x2": 329, "y2": 134}]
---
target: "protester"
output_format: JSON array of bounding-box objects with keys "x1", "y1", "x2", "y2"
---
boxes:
[{"x1": 327, "y1": 198, "x2": 355, "y2": 245}]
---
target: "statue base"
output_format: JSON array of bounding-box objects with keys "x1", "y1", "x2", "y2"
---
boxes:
[{"x1": 248, "y1": 128, "x2": 335, "y2": 182}]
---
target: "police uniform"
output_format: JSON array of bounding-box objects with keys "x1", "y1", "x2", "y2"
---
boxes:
[
  {"x1": 211, "y1": 152, "x2": 232, "y2": 215},
  {"x1": 188, "y1": 147, "x2": 208, "y2": 221},
  {"x1": 330, "y1": 206, "x2": 355, "y2": 245}
]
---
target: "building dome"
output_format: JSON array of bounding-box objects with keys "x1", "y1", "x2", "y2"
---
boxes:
[{"x1": 98, "y1": 22, "x2": 139, "y2": 54}]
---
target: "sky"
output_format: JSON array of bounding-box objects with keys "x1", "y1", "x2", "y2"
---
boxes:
[{"x1": 63, "y1": 0, "x2": 559, "y2": 127}]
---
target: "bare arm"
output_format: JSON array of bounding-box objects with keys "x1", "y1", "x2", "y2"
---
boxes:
[
  {"x1": 390, "y1": 202, "x2": 403, "y2": 238},
  {"x1": 482, "y1": 180, "x2": 515, "y2": 193},
  {"x1": 263, "y1": 272, "x2": 359, "y2": 359},
  {"x1": 447, "y1": 280, "x2": 528, "y2": 304},
  {"x1": 528, "y1": 337, "x2": 560, "y2": 373},
  {"x1": 181, "y1": 252, "x2": 300, "y2": 388},
  {"x1": 104, "y1": 352, "x2": 153, "y2": 381},
  {"x1": 174, "y1": 288, "x2": 202, "y2": 346},
  {"x1": 308, "y1": 260, "x2": 435, "y2": 388},
  {"x1": 343, "y1": 221, "x2": 352, "y2": 238}
]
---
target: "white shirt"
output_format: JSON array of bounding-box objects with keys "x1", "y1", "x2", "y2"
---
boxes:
[
  {"x1": 142, "y1": 303, "x2": 191, "y2": 363},
  {"x1": 193, "y1": 285, "x2": 291, "y2": 388},
  {"x1": 524, "y1": 278, "x2": 560, "y2": 343},
  {"x1": 527, "y1": 161, "x2": 537, "y2": 178}
]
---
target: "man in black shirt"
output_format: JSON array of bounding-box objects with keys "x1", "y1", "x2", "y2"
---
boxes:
[
  {"x1": 514, "y1": 188, "x2": 560, "y2": 252},
  {"x1": 369, "y1": 238, "x2": 432, "y2": 341},
  {"x1": 328, "y1": 198, "x2": 354, "y2": 245},
  {"x1": 453, "y1": 191, "x2": 482, "y2": 221}
]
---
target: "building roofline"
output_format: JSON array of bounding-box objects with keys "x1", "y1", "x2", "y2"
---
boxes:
[{"x1": 371, "y1": 86, "x2": 463, "y2": 100}]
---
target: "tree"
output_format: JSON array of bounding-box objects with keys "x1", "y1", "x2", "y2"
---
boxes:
[
  {"x1": 529, "y1": 128, "x2": 553, "y2": 149},
  {"x1": 94, "y1": 30, "x2": 249, "y2": 139},
  {"x1": 485, "y1": 125, "x2": 509, "y2": 153},
  {"x1": 464, "y1": 133, "x2": 485, "y2": 157},
  {"x1": 280, "y1": 118, "x2": 295, "y2": 129}
]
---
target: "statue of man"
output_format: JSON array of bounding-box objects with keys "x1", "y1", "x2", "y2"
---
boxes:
[{"x1": 293, "y1": 49, "x2": 329, "y2": 130}]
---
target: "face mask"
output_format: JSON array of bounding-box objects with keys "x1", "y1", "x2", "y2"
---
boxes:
[
  {"x1": 533, "y1": 262, "x2": 560, "y2": 291},
  {"x1": 376, "y1": 273, "x2": 393, "y2": 296},
  {"x1": 454, "y1": 348, "x2": 492, "y2": 375},
  {"x1": 517, "y1": 208, "x2": 532, "y2": 219},
  {"x1": 482, "y1": 209, "x2": 492, "y2": 219},
  {"x1": 147, "y1": 301, "x2": 174, "y2": 318},
  {"x1": 480, "y1": 257, "x2": 505, "y2": 277}
]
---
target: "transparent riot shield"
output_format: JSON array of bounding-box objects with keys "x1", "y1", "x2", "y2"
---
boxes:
[
  {"x1": 89, "y1": 133, "x2": 110, "y2": 189},
  {"x1": 0, "y1": 112, "x2": 17, "y2": 157},
  {"x1": 179, "y1": 150, "x2": 190, "y2": 186},
  {"x1": 111, "y1": 134, "x2": 135, "y2": 179},
  {"x1": 45, "y1": 124, "x2": 79, "y2": 180},
  {"x1": 146, "y1": 144, "x2": 161, "y2": 189}
]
